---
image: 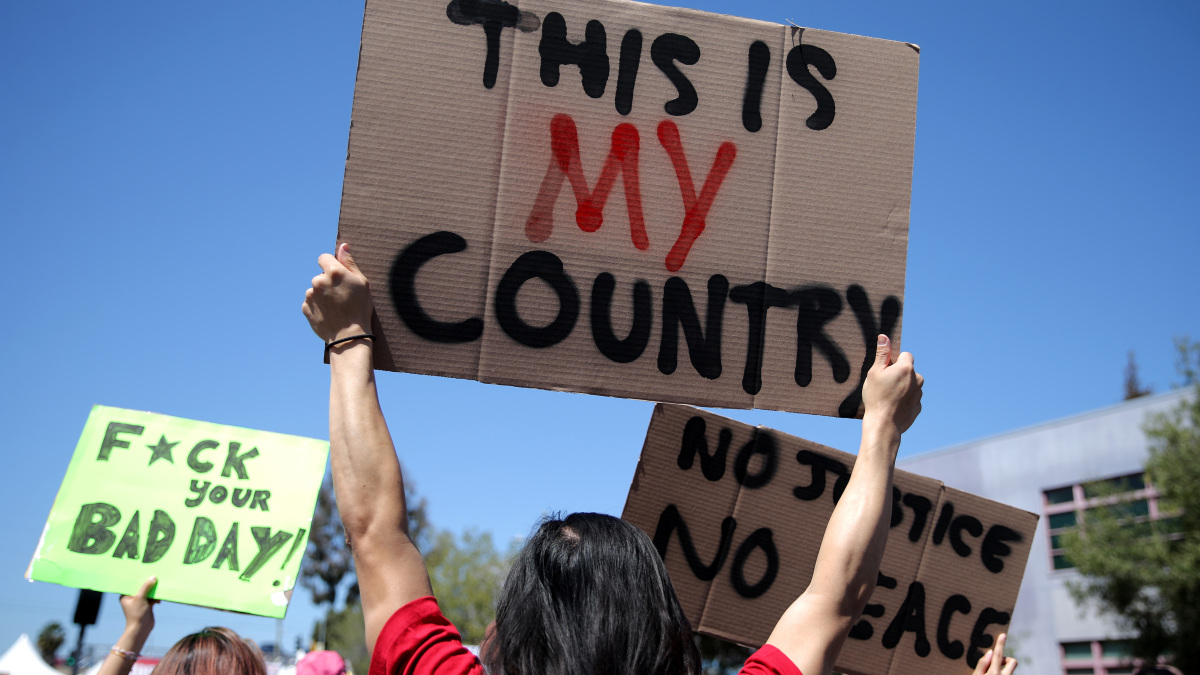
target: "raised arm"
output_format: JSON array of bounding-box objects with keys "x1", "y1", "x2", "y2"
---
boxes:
[
  {"x1": 765, "y1": 335, "x2": 923, "y2": 675},
  {"x1": 97, "y1": 576, "x2": 157, "y2": 675},
  {"x1": 302, "y1": 243, "x2": 433, "y2": 653}
]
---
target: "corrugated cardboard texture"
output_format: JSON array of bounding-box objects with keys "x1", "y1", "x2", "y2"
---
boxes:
[
  {"x1": 338, "y1": 0, "x2": 918, "y2": 416},
  {"x1": 622, "y1": 404, "x2": 1039, "y2": 675}
]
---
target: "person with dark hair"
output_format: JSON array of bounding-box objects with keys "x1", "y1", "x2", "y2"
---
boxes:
[
  {"x1": 302, "y1": 244, "x2": 1016, "y2": 675},
  {"x1": 97, "y1": 576, "x2": 268, "y2": 675}
]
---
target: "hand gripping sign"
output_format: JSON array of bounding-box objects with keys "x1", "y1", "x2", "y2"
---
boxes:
[
  {"x1": 623, "y1": 404, "x2": 1038, "y2": 675},
  {"x1": 337, "y1": 0, "x2": 919, "y2": 417},
  {"x1": 28, "y1": 406, "x2": 328, "y2": 618}
]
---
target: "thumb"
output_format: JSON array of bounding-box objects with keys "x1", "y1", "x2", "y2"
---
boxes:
[
  {"x1": 336, "y1": 242, "x2": 360, "y2": 274},
  {"x1": 874, "y1": 334, "x2": 892, "y2": 368}
]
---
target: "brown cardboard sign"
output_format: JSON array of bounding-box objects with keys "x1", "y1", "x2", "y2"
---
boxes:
[
  {"x1": 337, "y1": 0, "x2": 919, "y2": 417},
  {"x1": 622, "y1": 404, "x2": 1038, "y2": 675}
]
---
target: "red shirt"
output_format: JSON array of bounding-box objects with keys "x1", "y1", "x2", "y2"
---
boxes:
[{"x1": 370, "y1": 596, "x2": 802, "y2": 675}]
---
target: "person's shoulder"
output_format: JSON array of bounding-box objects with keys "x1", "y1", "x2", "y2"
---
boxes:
[{"x1": 370, "y1": 597, "x2": 484, "y2": 675}]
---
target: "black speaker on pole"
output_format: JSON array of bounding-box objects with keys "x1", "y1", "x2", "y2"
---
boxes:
[{"x1": 73, "y1": 589, "x2": 103, "y2": 626}]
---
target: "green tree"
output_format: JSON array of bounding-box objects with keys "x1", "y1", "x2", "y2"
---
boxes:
[
  {"x1": 1062, "y1": 338, "x2": 1200, "y2": 671},
  {"x1": 424, "y1": 528, "x2": 514, "y2": 645},
  {"x1": 36, "y1": 621, "x2": 65, "y2": 665}
]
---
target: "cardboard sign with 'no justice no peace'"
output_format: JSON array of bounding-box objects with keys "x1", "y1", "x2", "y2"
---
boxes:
[
  {"x1": 623, "y1": 404, "x2": 1039, "y2": 675},
  {"x1": 339, "y1": 0, "x2": 918, "y2": 417}
]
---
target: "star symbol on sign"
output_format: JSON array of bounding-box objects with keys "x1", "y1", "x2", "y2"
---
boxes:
[{"x1": 146, "y1": 435, "x2": 179, "y2": 466}]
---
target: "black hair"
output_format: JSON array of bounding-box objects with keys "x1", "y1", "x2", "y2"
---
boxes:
[{"x1": 483, "y1": 512, "x2": 701, "y2": 675}]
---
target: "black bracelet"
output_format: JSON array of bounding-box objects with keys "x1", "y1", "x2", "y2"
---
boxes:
[{"x1": 324, "y1": 333, "x2": 374, "y2": 363}]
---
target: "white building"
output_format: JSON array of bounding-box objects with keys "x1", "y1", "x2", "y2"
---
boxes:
[{"x1": 899, "y1": 389, "x2": 1190, "y2": 675}]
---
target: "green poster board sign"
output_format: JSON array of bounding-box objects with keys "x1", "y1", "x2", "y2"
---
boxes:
[{"x1": 28, "y1": 405, "x2": 329, "y2": 618}]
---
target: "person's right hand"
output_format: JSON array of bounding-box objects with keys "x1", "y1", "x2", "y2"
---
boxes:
[
  {"x1": 119, "y1": 576, "x2": 158, "y2": 636},
  {"x1": 972, "y1": 633, "x2": 1018, "y2": 675},
  {"x1": 302, "y1": 243, "x2": 374, "y2": 343},
  {"x1": 861, "y1": 334, "x2": 923, "y2": 433}
]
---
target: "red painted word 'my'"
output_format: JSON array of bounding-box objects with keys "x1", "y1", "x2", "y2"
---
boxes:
[{"x1": 525, "y1": 114, "x2": 736, "y2": 272}]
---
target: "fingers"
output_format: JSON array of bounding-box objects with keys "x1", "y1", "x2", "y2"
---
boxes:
[
  {"x1": 991, "y1": 634, "x2": 1007, "y2": 674},
  {"x1": 337, "y1": 242, "x2": 360, "y2": 273},
  {"x1": 1001, "y1": 657, "x2": 1018, "y2": 675},
  {"x1": 317, "y1": 252, "x2": 339, "y2": 274},
  {"x1": 874, "y1": 334, "x2": 892, "y2": 368},
  {"x1": 135, "y1": 576, "x2": 158, "y2": 600},
  {"x1": 973, "y1": 648, "x2": 993, "y2": 675}
]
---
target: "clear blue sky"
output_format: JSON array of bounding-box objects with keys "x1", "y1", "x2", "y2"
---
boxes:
[{"x1": 2, "y1": 0, "x2": 1197, "y2": 657}]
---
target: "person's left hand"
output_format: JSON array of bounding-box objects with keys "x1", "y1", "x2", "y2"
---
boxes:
[{"x1": 120, "y1": 576, "x2": 158, "y2": 636}]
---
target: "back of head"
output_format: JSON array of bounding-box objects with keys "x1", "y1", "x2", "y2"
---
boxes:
[
  {"x1": 484, "y1": 512, "x2": 700, "y2": 675},
  {"x1": 153, "y1": 626, "x2": 266, "y2": 675}
]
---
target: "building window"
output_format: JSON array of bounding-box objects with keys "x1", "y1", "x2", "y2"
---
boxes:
[
  {"x1": 1061, "y1": 639, "x2": 1135, "y2": 675},
  {"x1": 1043, "y1": 472, "x2": 1169, "y2": 571}
]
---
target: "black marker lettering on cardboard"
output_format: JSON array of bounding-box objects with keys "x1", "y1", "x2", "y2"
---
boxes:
[
  {"x1": 391, "y1": 231, "x2": 484, "y2": 344},
  {"x1": 539, "y1": 13, "x2": 609, "y2": 99},
  {"x1": 651, "y1": 33, "x2": 700, "y2": 116}
]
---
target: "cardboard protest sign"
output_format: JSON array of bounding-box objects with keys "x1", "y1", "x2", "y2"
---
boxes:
[
  {"x1": 337, "y1": 0, "x2": 919, "y2": 417},
  {"x1": 27, "y1": 406, "x2": 328, "y2": 618},
  {"x1": 622, "y1": 404, "x2": 1038, "y2": 675}
]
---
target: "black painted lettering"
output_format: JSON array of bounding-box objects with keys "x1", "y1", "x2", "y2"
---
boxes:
[
  {"x1": 949, "y1": 515, "x2": 983, "y2": 558},
  {"x1": 881, "y1": 581, "x2": 931, "y2": 657},
  {"x1": 981, "y1": 525, "x2": 1023, "y2": 573},
  {"x1": 250, "y1": 490, "x2": 271, "y2": 511},
  {"x1": 143, "y1": 510, "x2": 175, "y2": 564},
  {"x1": 112, "y1": 511, "x2": 141, "y2": 560},
  {"x1": 937, "y1": 594, "x2": 971, "y2": 660},
  {"x1": 591, "y1": 272, "x2": 651, "y2": 364},
  {"x1": 729, "y1": 281, "x2": 792, "y2": 395},
  {"x1": 733, "y1": 431, "x2": 777, "y2": 489},
  {"x1": 238, "y1": 527, "x2": 295, "y2": 581},
  {"x1": 741, "y1": 40, "x2": 771, "y2": 132},
  {"x1": 209, "y1": 485, "x2": 229, "y2": 504},
  {"x1": 221, "y1": 442, "x2": 259, "y2": 480},
  {"x1": 677, "y1": 416, "x2": 730, "y2": 482},
  {"x1": 902, "y1": 493, "x2": 933, "y2": 543},
  {"x1": 185, "y1": 480, "x2": 211, "y2": 508},
  {"x1": 496, "y1": 250, "x2": 580, "y2": 348},
  {"x1": 212, "y1": 522, "x2": 240, "y2": 571},
  {"x1": 730, "y1": 527, "x2": 777, "y2": 598},
  {"x1": 67, "y1": 502, "x2": 120, "y2": 555},
  {"x1": 890, "y1": 486, "x2": 904, "y2": 528},
  {"x1": 966, "y1": 609, "x2": 1011, "y2": 669},
  {"x1": 97, "y1": 422, "x2": 145, "y2": 461},
  {"x1": 183, "y1": 516, "x2": 218, "y2": 565},
  {"x1": 539, "y1": 13, "x2": 609, "y2": 99},
  {"x1": 390, "y1": 231, "x2": 484, "y2": 344},
  {"x1": 790, "y1": 286, "x2": 849, "y2": 387},
  {"x1": 187, "y1": 440, "x2": 219, "y2": 473},
  {"x1": 652, "y1": 504, "x2": 736, "y2": 582},
  {"x1": 838, "y1": 285, "x2": 901, "y2": 418},
  {"x1": 615, "y1": 29, "x2": 642, "y2": 115},
  {"x1": 232, "y1": 488, "x2": 252, "y2": 508},
  {"x1": 792, "y1": 450, "x2": 848, "y2": 502},
  {"x1": 932, "y1": 501, "x2": 954, "y2": 545},
  {"x1": 785, "y1": 43, "x2": 836, "y2": 131},
  {"x1": 658, "y1": 275, "x2": 727, "y2": 379},
  {"x1": 445, "y1": 0, "x2": 527, "y2": 89},
  {"x1": 651, "y1": 33, "x2": 700, "y2": 116}
]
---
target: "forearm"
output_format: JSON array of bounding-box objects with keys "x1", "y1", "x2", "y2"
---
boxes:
[
  {"x1": 328, "y1": 341, "x2": 407, "y2": 542},
  {"x1": 806, "y1": 415, "x2": 900, "y2": 615},
  {"x1": 327, "y1": 340, "x2": 432, "y2": 651},
  {"x1": 96, "y1": 624, "x2": 152, "y2": 675}
]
